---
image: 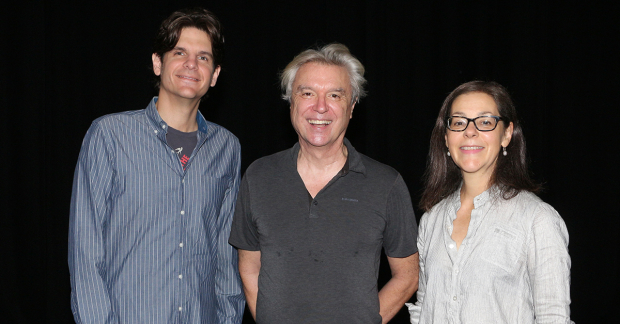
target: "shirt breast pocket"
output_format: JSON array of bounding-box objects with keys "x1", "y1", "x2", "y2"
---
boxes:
[{"x1": 479, "y1": 226, "x2": 524, "y2": 273}]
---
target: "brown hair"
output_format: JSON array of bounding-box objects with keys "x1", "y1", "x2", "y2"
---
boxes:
[
  {"x1": 153, "y1": 8, "x2": 224, "y2": 87},
  {"x1": 419, "y1": 81, "x2": 541, "y2": 211}
]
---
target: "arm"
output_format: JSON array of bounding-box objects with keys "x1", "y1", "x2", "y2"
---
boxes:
[
  {"x1": 381, "y1": 174, "x2": 419, "y2": 323},
  {"x1": 238, "y1": 249, "x2": 261, "y2": 320},
  {"x1": 216, "y1": 145, "x2": 245, "y2": 323},
  {"x1": 407, "y1": 216, "x2": 426, "y2": 324},
  {"x1": 528, "y1": 203, "x2": 573, "y2": 324},
  {"x1": 379, "y1": 252, "x2": 419, "y2": 323},
  {"x1": 68, "y1": 122, "x2": 116, "y2": 323}
]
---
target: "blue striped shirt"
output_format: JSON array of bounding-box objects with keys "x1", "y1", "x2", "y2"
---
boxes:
[{"x1": 69, "y1": 97, "x2": 244, "y2": 323}]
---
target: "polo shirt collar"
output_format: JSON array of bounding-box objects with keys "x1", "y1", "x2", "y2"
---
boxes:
[{"x1": 288, "y1": 137, "x2": 367, "y2": 177}]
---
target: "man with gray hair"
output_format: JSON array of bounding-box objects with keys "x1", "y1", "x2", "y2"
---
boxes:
[{"x1": 229, "y1": 43, "x2": 419, "y2": 323}]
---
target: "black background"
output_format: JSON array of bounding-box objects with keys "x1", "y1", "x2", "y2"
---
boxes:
[{"x1": 2, "y1": 0, "x2": 616, "y2": 323}]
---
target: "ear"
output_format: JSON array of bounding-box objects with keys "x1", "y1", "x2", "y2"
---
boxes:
[
  {"x1": 210, "y1": 65, "x2": 221, "y2": 87},
  {"x1": 152, "y1": 53, "x2": 162, "y2": 76},
  {"x1": 349, "y1": 101, "x2": 356, "y2": 119},
  {"x1": 501, "y1": 121, "x2": 514, "y2": 147}
]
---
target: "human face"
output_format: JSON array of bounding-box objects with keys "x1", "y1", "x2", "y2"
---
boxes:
[
  {"x1": 445, "y1": 92, "x2": 513, "y2": 181},
  {"x1": 290, "y1": 62, "x2": 355, "y2": 150},
  {"x1": 152, "y1": 27, "x2": 221, "y2": 103}
]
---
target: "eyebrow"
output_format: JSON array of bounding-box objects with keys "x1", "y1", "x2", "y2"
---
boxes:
[
  {"x1": 451, "y1": 111, "x2": 497, "y2": 116},
  {"x1": 295, "y1": 85, "x2": 346, "y2": 93},
  {"x1": 173, "y1": 46, "x2": 214, "y2": 57}
]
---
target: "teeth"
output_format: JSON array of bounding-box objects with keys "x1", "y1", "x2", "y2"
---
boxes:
[
  {"x1": 309, "y1": 120, "x2": 331, "y2": 125},
  {"x1": 179, "y1": 76, "x2": 198, "y2": 81},
  {"x1": 461, "y1": 146, "x2": 483, "y2": 150}
]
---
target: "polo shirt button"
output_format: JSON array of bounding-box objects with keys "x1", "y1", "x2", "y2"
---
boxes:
[{"x1": 313, "y1": 201, "x2": 318, "y2": 205}]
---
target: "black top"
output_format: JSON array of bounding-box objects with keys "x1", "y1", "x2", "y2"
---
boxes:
[
  {"x1": 166, "y1": 126, "x2": 197, "y2": 170},
  {"x1": 229, "y1": 138, "x2": 418, "y2": 324}
]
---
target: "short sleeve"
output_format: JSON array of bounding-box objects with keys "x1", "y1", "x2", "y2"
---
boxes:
[
  {"x1": 383, "y1": 174, "x2": 418, "y2": 257},
  {"x1": 229, "y1": 174, "x2": 261, "y2": 251}
]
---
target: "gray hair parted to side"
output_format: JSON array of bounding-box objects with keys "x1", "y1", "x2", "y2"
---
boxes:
[{"x1": 280, "y1": 43, "x2": 367, "y2": 106}]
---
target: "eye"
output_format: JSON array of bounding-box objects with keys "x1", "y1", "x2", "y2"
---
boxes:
[
  {"x1": 198, "y1": 56, "x2": 209, "y2": 61},
  {"x1": 174, "y1": 51, "x2": 185, "y2": 56},
  {"x1": 299, "y1": 91, "x2": 313, "y2": 98},
  {"x1": 328, "y1": 93, "x2": 342, "y2": 100},
  {"x1": 452, "y1": 118, "x2": 465, "y2": 126}
]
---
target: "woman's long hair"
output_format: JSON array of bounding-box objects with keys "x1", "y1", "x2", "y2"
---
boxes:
[{"x1": 419, "y1": 81, "x2": 541, "y2": 211}]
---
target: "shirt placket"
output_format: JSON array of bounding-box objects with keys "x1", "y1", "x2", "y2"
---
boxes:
[
  {"x1": 161, "y1": 124, "x2": 188, "y2": 322},
  {"x1": 176, "y1": 172, "x2": 187, "y2": 321},
  {"x1": 442, "y1": 204, "x2": 458, "y2": 324}
]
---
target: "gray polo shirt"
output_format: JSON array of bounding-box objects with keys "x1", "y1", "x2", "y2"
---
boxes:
[{"x1": 229, "y1": 138, "x2": 418, "y2": 324}]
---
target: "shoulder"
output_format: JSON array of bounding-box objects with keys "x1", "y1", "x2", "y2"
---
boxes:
[
  {"x1": 203, "y1": 120, "x2": 241, "y2": 150},
  {"x1": 357, "y1": 152, "x2": 401, "y2": 181},
  {"x1": 500, "y1": 191, "x2": 567, "y2": 234},
  {"x1": 91, "y1": 109, "x2": 146, "y2": 129},
  {"x1": 81, "y1": 110, "x2": 147, "y2": 144},
  {"x1": 204, "y1": 120, "x2": 239, "y2": 141},
  {"x1": 504, "y1": 191, "x2": 559, "y2": 218},
  {"x1": 245, "y1": 149, "x2": 291, "y2": 176},
  {"x1": 420, "y1": 197, "x2": 451, "y2": 228}
]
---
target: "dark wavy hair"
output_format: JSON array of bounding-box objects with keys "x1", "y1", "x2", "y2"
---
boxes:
[
  {"x1": 152, "y1": 8, "x2": 224, "y2": 87},
  {"x1": 419, "y1": 81, "x2": 541, "y2": 211}
]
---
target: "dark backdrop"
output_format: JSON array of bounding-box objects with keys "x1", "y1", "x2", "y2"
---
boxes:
[{"x1": 2, "y1": 1, "x2": 616, "y2": 323}]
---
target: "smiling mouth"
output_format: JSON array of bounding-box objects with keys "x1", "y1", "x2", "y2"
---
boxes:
[
  {"x1": 461, "y1": 146, "x2": 484, "y2": 150},
  {"x1": 308, "y1": 120, "x2": 332, "y2": 125},
  {"x1": 177, "y1": 75, "x2": 200, "y2": 82}
]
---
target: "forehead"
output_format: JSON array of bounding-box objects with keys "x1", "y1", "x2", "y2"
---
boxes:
[
  {"x1": 293, "y1": 62, "x2": 350, "y2": 89},
  {"x1": 175, "y1": 27, "x2": 212, "y2": 49},
  {"x1": 451, "y1": 92, "x2": 498, "y2": 115}
]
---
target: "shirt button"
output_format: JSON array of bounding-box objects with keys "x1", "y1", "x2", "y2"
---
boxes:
[
  {"x1": 178, "y1": 306, "x2": 182, "y2": 311},
  {"x1": 162, "y1": 125, "x2": 166, "y2": 129},
  {"x1": 154, "y1": 130, "x2": 158, "y2": 134},
  {"x1": 180, "y1": 210, "x2": 185, "y2": 215},
  {"x1": 453, "y1": 296, "x2": 457, "y2": 301},
  {"x1": 449, "y1": 244, "x2": 455, "y2": 249},
  {"x1": 178, "y1": 274, "x2": 183, "y2": 279},
  {"x1": 179, "y1": 242, "x2": 184, "y2": 248},
  {"x1": 313, "y1": 201, "x2": 318, "y2": 205},
  {"x1": 182, "y1": 179, "x2": 185, "y2": 183}
]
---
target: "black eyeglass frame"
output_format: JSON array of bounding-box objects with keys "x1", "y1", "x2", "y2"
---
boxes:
[{"x1": 446, "y1": 115, "x2": 505, "y2": 132}]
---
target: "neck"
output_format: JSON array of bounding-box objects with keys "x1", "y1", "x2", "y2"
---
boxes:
[
  {"x1": 156, "y1": 93, "x2": 201, "y2": 132},
  {"x1": 460, "y1": 172, "x2": 492, "y2": 202},
  {"x1": 297, "y1": 140, "x2": 348, "y2": 172}
]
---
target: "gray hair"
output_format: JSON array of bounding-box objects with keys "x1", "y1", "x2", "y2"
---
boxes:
[{"x1": 280, "y1": 43, "x2": 367, "y2": 106}]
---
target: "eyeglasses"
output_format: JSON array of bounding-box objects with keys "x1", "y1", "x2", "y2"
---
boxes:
[{"x1": 447, "y1": 116, "x2": 504, "y2": 132}]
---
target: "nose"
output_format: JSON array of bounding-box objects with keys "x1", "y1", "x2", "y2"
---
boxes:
[
  {"x1": 464, "y1": 120, "x2": 478, "y2": 137},
  {"x1": 184, "y1": 56, "x2": 198, "y2": 70},
  {"x1": 313, "y1": 95, "x2": 328, "y2": 113}
]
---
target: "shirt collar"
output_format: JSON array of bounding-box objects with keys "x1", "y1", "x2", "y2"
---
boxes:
[
  {"x1": 446, "y1": 183, "x2": 500, "y2": 220},
  {"x1": 289, "y1": 138, "x2": 367, "y2": 177},
  {"x1": 146, "y1": 97, "x2": 209, "y2": 135},
  {"x1": 343, "y1": 138, "x2": 366, "y2": 176}
]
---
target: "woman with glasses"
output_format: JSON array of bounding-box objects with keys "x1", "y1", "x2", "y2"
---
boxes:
[{"x1": 406, "y1": 81, "x2": 572, "y2": 323}]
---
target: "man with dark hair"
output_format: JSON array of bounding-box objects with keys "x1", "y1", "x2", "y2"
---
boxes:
[
  {"x1": 229, "y1": 43, "x2": 419, "y2": 323},
  {"x1": 69, "y1": 8, "x2": 244, "y2": 323}
]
